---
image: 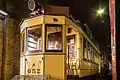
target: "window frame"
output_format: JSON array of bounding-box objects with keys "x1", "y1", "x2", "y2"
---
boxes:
[
  {"x1": 21, "y1": 29, "x2": 25, "y2": 54},
  {"x1": 26, "y1": 25, "x2": 43, "y2": 52},
  {"x1": 45, "y1": 24, "x2": 63, "y2": 52}
]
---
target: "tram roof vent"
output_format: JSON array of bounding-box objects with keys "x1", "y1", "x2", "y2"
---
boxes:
[
  {"x1": 28, "y1": 0, "x2": 69, "y2": 16},
  {"x1": 44, "y1": 6, "x2": 69, "y2": 16}
]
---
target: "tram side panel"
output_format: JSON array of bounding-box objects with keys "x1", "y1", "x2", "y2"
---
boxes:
[
  {"x1": 79, "y1": 34, "x2": 100, "y2": 78},
  {"x1": 65, "y1": 18, "x2": 100, "y2": 78}
]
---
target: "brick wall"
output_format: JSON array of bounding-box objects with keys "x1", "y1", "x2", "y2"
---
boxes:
[
  {"x1": 0, "y1": 18, "x2": 20, "y2": 80},
  {"x1": 0, "y1": 19, "x2": 4, "y2": 79}
]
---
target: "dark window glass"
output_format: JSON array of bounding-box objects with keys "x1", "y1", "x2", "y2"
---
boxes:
[{"x1": 83, "y1": 38, "x2": 86, "y2": 59}]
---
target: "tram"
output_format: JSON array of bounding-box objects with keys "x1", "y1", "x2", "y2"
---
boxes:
[{"x1": 20, "y1": 1, "x2": 101, "y2": 80}]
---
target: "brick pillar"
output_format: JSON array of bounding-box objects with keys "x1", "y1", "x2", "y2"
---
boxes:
[
  {"x1": 0, "y1": 18, "x2": 4, "y2": 79},
  {"x1": 0, "y1": 18, "x2": 20, "y2": 80}
]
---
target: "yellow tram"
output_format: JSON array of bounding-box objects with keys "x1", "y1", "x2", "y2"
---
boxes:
[
  {"x1": 20, "y1": 14, "x2": 101, "y2": 79},
  {"x1": 19, "y1": 1, "x2": 102, "y2": 78}
]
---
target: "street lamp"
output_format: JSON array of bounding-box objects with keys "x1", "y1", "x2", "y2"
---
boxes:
[
  {"x1": 0, "y1": 10, "x2": 8, "y2": 16},
  {"x1": 96, "y1": 8, "x2": 105, "y2": 17}
]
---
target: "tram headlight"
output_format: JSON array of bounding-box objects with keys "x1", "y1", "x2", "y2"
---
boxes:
[{"x1": 28, "y1": 0, "x2": 43, "y2": 12}]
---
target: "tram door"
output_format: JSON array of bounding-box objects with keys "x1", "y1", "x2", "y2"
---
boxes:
[
  {"x1": 67, "y1": 35, "x2": 75, "y2": 59},
  {"x1": 67, "y1": 35, "x2": 77, "y2": 75}
]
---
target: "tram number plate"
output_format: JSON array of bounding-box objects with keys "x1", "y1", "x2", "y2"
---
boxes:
[{"x1": 27, "y1": 68, "x2": 41, "y2": 74}]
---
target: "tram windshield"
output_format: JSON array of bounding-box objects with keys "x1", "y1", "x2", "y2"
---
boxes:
[
  {"x1": 27, "y1": 25, "x2": 42, "y2": 51},
  {"x1": 45, "y1": 24, "x2": 62, "y2": 51}
]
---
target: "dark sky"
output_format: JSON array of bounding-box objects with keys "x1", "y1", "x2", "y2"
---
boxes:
[
  {"x1": 0, "y1": 0, "x2": 111, "y2": 60},
  {"x1": 116, "y1": 0, "x2": 120, "y2": 78}
]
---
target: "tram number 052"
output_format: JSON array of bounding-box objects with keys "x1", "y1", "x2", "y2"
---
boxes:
[{"x1": 27, "y1": 68, "x2": 41, "y2": 74}]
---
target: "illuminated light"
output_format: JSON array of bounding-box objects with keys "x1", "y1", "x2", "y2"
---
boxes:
[
  {"x1": 84, "y1": 23, "x2": 87, "y2": 27},
  {"x1": 97, "y1": 9, "x2": 104, "y2": 15},
  {"x1": 96, "y1": 8, "x2": 105, "y2": 17},
  {"x1": 112, "y1": 46, "x2": 115, "y2": 49},
  {"x1": 0, "y1": 10, "x2": 8, "y2": 16}
]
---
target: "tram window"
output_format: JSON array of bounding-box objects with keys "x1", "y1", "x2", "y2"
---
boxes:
[
  {"x1": 45, "y1": 24, "x2": 62, "y2": 51},
  {"x1": 27, "y1": 35, "x2": 37, "y2": 50},
  {"x1": 93, "y1": 49, "x2": 95, "y2": 62},
  {"x1": 88, "y1": 44, "x2": 93, "y2": 61},
  {"x1": 85, "y1": 41, "x2": 88, "y2": 59},
  {"x1": 27, "y1": 26, "x2": 42, "y2": 51},
  {"x1": 83, "y1": 38, "x2": 86, "y2": 59},
  {"x1": 22, "y1": 33, "x2": 25, "y2": 52},
  {"x1": 67, "y1": 36, "x2": 75, "y2": 57}
]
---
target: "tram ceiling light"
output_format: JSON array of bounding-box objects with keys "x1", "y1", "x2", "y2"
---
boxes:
[{"x1": 0, "y1": 10, "x2": 8, "y2": 16}]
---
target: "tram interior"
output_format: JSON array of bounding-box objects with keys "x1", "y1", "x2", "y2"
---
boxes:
[
  {"x1": 45, "y1": 24, "x2": 62, "y2": 51},
  {"x1": 27, "y1": 26, "x2": 42, "y2": 51}
]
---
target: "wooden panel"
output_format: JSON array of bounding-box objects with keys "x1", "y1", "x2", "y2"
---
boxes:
[
  {"x1": 20, "y1": 16, "x2": 43, "y2": 33},
  {"x1": 44, "y1": 16, "x2": 65, "y2": 24},
  {"x1": 44, "y1": 55, "x2": 65, "y2": 80},
  {"x1": 25, "y1": 55, "x2": 44, "y2": 75},
  {"x1": 44, "y1": 6, "x2": 69, "y2": 16}
]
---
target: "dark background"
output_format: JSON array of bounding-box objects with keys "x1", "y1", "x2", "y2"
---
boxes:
[{"x1": 116, "y1": 0, "x2": 120, "y2": 79}]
